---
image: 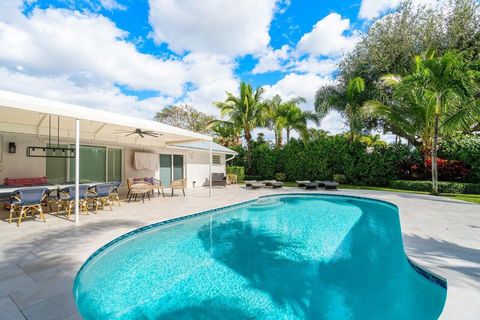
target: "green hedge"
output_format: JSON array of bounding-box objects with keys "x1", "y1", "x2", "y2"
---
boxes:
[
  {"x1": 390, "y1": 180, "x2": 480, "y2": 194},
  {"x1": 226, "y1": 166, "x2": 245, "y2": 182},
  {"x1": 439, "y1": 134, "x2": 480, "y2": 182}
]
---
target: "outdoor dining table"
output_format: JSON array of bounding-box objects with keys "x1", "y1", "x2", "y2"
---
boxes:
[{"x1": 0, "y1": 183, "x2": 104, "y2": 199}]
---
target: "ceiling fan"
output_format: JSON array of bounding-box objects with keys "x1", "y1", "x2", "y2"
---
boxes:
[{"x1": 115, "y1": 128, "x2": 162, "y2": 138}]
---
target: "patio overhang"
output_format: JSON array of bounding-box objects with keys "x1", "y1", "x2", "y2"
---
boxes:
[{"x1": 0, "y1": 89, "x2": 212, "y2": 147}]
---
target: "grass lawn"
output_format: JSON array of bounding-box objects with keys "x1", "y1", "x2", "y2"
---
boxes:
[{"x1": 279, "y1": 181, "x2": 480, "y2": 204}]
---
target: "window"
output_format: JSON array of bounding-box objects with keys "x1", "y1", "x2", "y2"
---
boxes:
[
  {"x1": 46, "y1": 145, "x2": 122, "y2": 184},
  {"x1": 212, "y1": 154, "x2": 221, "y2": 165}
]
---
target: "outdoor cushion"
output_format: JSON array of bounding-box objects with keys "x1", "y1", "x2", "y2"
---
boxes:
[{"x1": 296, "y1": 181, "x2": 311, "y2": 187}]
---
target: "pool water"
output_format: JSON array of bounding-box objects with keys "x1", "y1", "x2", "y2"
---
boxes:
[{"x1": 74, "y1": 195, "x2": 446, "y2": 319}]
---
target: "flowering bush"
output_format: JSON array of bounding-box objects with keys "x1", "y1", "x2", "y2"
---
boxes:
[{"x1": 424, "y1": 158, "x2": 470, "y2": 181}]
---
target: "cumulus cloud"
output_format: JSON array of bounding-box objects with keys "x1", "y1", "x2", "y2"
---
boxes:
[
  {"x1": 297, "y1": 13, "x2": 360, "y2": 57},
  {"x1": 251, "y1": 45, "x2": 292, "y2": 74},
  {"x1": 148, "y1": 0, "x2": 278, "y2": 56},
  {"x1": 358, "y1": 0, "x2": 438, "y2": 19},
  {"x1": 0, "y1": 4, "x2": 187, "y2": 96}
]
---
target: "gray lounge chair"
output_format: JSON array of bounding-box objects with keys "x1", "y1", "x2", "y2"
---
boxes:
[
  {"x1": 304, "y1": 182, "x2": 319, "y2": 190},
  {"x1": 263, "y1": 180, "x2": 284, "y2": 188},
  {"x1": 245, "y1": 180, "x2": 265, "y2": 189},
  {"x1": 316, "y1": 180, "x2": 339, "y2": 190},
  {"x1": 296, "y1": 180, "x2": 311, "y2": 188}
]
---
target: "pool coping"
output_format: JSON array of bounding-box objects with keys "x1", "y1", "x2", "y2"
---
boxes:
[{"x1": 73, "y1": 193, "x2": 447, "y2": 309}]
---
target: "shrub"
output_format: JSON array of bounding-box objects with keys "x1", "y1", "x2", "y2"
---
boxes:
[
  {"x1": 333, "y1": 174, "x2": 347, "y2": 183},
  {"x1": 439, "y1": 134, "x2": 480, "y2": 182},
  {"x1": 390, "y1": 180, "x2": 480, "y2": 194},
  {"x1": 275, "y1": 173, "x2": 286, "y2": 181},
  {"x1": 424, "y1": 158, "x2": 470, "y2": 181},
  {"x1": 244, "y1": 175, "x2": 263, "y2": 181},
  {"x1": 226, "y1": 166, "x2": 245, "y2": 182}
]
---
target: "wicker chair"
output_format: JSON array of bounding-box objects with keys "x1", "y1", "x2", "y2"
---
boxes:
[
  {"x1": 170, "y1": 179, "x2": 186, "y2": 196},
  {"x1": 9, "y1": 188, "x2": 48, "y2": 226}
]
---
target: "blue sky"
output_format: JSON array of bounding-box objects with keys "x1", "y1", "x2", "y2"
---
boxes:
[{"x1": 0, "y1": 0, "x2": 408, "y2": 135}]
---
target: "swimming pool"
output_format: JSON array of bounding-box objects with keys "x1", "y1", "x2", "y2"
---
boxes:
[{"x1": 74, "y1": 194, "x2": 446, "y2": 319}]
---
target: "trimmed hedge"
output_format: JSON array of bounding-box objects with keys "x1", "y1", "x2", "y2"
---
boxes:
[
  {"x1": 390, "y1": 180, "x2": 480, "y2": 194},
  {"x1": 226, "y1": 166, "x2": 245, "y2": 182}
]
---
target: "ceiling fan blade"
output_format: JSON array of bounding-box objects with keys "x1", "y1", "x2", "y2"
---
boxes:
[
  {"x1": 125, "y1": 132, "x2": 136, "y2": 137},
  {"x1": 139, "y1": 132, "x2": 144, "y2": 138}
]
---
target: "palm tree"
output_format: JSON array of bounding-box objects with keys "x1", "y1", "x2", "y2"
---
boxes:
[
  {"x1": 284, "y1": 106, "x2": 320, "y2": 143},
  {"x1": 213, "y1": 81, "x2": 268, "y2": 174},
  {"x1": 264, "y1": 95, "x2": 314, "y2": 146},
  {"x1": 315, "y1": 77, "x2": 366, "y2": 142},
  {"x1": 363, "y1": 50, "x2": 480, "y2": 194}
]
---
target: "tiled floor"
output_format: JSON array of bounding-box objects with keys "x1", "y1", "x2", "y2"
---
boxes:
[{"x1": 0, "y1": 186, "x2": 479, "y2": 319}]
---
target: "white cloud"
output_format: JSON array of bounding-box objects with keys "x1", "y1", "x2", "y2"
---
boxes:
[
  {"x1": 263, "y1": 73, "x2": 333, "y2": 108},
  {"x1": 0, "y1": 4, "x2": 187, "y2": 96},
  {"x1": 148, "y1": 0, "x2": 278, "y2": 56},
  {"x1": 359, "y1": 0, "x2": 438, "y2": 19},
  {"x1": 251, "y1": 45, "x2": 292, "y2": 74},
  {"x1": 293, "y1": 58, "x2": 338, "y2": 76},
  {"x1": 297, "y1": 13, "x2": 360, "y2": 57},
  {"x1": 100, "y1": 0, "x2": 126, "y2": 11},
  {"x1": 181, "y1": 53, "x2": 239, "y2": 115}
]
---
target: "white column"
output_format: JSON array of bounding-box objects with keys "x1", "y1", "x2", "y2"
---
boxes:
[
  {"x1": 75, "y1": 119, "x2": 80, "y2": 224},
  {"x1": 209, "y1": 140, "x2": 213, "y2": 198}
]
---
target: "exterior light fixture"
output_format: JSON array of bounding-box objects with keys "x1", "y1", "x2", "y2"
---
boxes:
[{"x1": 8, "y1": 142, "x2": 16, "y2": 153}]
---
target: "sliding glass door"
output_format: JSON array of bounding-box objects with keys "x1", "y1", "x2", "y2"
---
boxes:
[
  {"x1": 159, "y1": 154, "x2": 172, "y2": 187},
  {"x1": 69, "y1": 146, "x2": 106, "y2": 183},
  {"x1": 160, "y1": 154, "x2": 184, "y2": 187},
  {"x1": 46, "y1": 145, "x2": 122, "y2": 184}
]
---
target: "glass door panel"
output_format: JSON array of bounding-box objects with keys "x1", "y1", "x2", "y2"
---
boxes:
[
  {"x1": 173, "y1": 155, "x2": 184, "y2": 181},
  {"x1": 107, "y1": 148, "x2": 122, "y2": 182},
  {"x1": 69, "y1": 146, "x2": 106, "y2": 183},
  {"x1": 160, "y1": 154, "x2": 172, "y2": 187},
  {"x1": 46, "y1": 144, "x2": 68, "y2": 184}
]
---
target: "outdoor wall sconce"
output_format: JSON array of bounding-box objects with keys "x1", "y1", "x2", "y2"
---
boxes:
[{"x1": 8, "y1": 142, "x2": 16, "y2": 154}]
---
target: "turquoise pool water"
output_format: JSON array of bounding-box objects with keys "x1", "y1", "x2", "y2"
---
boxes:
[{"x1": 74, "y1": 195, "x2": 446, "y2": 319}]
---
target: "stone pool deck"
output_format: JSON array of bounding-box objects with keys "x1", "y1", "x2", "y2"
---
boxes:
[{"x1": 0, "y1": 186, "x2": 478, "y2": 320}]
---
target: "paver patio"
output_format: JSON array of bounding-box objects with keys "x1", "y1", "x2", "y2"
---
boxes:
[{"x1": 0, "y1": 186, "x2": 478, "y2": 320}]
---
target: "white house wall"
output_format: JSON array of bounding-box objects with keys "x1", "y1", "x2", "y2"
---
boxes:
[
  {"x1": 0, "y1": 133, "x2": 229, "y2": 190},
  {"x1": 0, "y1": 133, "x2": 46, "y2": 182}
]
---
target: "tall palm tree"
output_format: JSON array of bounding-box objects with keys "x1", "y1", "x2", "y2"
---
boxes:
[
  {"x1": 315, "y1": 77, "x2": 366, "y2": 142},
  {"x1": 364, "y1": 50, "x2": 480, "y2": 194},
  {"x1": 209, "y1": 121, "x2": 241, "y2": 147},
  {"x1": 213, "y1": 81, "x2": 268, "y2": 174},
  {"x1": 264, "y1": 95, "x2": 313, "y2": 146},
  {"x1": 284, "y1": 106, "x2": 320, "y2": 143}
]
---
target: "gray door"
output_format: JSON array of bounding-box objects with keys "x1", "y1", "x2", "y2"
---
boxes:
[{"x1": 173, "y1": 155, "x2": 184, "y2": 181}]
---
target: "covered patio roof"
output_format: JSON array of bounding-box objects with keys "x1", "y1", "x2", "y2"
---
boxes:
[{"x1": 0, "y1": 90, "x2": 211, "y2": 147}]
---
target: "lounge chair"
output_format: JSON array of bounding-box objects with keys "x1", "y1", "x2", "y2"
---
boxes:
[
  {"x1": 263, "y1": 180, "x2": 284, "y2": 188},
  {"x1": 171, "y1": 179, "x2": 186, "y2": 196},
  {"x1": 127, "y1": 183, "x2": 151, "y2": 203},
  {"x1": 212, "y1": 173, "x2": 227, "y2": 187},
  {"x1": 316, "y1": 180, "x2": 339, "y2": 191},
  {"x1": 9, "y1": 188, "x2": 48, "y2": 226},
  {"x1": 296, "y1": 180, "x2": 311, "y2": 188},
  {"x1": 250, "y1": 182, "x2": 265, "y2": 189},
  {"x1": 304, "y1": 182, "x2": 320, "y2": 190},
  {"x1": 245, "y1": 180, "x2": 265, "y2": 189}
]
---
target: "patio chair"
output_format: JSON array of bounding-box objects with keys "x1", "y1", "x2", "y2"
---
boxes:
[
  {"x1": 263, "y1": 180, "x2": 284, "y2": 188},
  {"x1": 128, "y1": 183, "x2": 152, "y2": 203},
  {"x1": 316, "y1": 180, "x2": 339, "y2": 191},
  {"x1": 148, "y1": 178, "x2": 165, "y2": 197},
  {"x1": 9, "y1": 188, "x2": 48, "y2": 227},
  {"x1": 88, "y1": 184, "x2": 114, "y2": 214},
  {"x1": 212, "y1": 173, "x2": 227, "y2": 187},
  {"x1": 296, "y1": 181, "x2": 311, "y2": 188},
  {"x1": 170, "y1": 179, "x2": 186, "y2": 196},
  {"x1": 245, "y1": 180, "x2": 265, "y2": 189},
  {"x1": 59, "y1": 185, "x2": 90, "y2": 219},
  {"x1": 109, "y1": 181, "x2": 121, "y2": 206},
  {"x1": 304, "y1": 182, "x2": 320, "y2": 190}
]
